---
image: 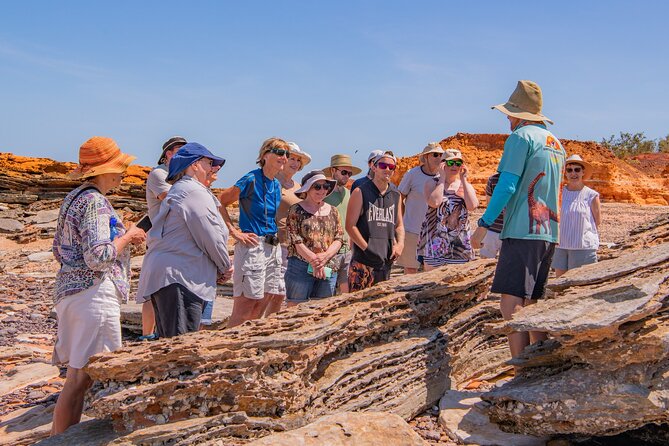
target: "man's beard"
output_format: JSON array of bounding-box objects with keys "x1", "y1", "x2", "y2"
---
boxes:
[{"x1": 337, "y1": 178, "x2": 348, "y2": 186}]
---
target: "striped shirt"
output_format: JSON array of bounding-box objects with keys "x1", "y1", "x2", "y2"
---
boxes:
[
  {"x1": 558, "y1": 186, "x2": 599, "y2": 250},
  {"x1": 484, "y1": 173, "x2": 505, "y2": 234}
]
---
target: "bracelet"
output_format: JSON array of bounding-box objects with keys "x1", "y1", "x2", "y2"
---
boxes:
[{"x1": 477, "y1": 218, "x2": 491, "y2": 229}]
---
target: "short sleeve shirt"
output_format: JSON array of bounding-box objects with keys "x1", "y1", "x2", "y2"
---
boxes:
[
  {"x1": 398, "y1": 166, "x2": 438, "y2": 234},
  {"x1": 146, "y1": 164, "x2": 171, "y2": 221},
  {"x1": 234, "y1": 168, "x2": 281, "y2": 236},
  {"x1": 497, "y1": 124, "x2": 566, "y2": 243},
  {"x1": 324, "y1": 186, "x2": 350, "y2": 245}
]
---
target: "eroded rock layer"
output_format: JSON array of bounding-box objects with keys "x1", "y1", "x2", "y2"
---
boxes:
[
  {"x1": 482, "y1": 216, "x2": 669, "y2": 437},
  {"x1": 83, "y1": 259, "x2": 509, "y2": 441}
]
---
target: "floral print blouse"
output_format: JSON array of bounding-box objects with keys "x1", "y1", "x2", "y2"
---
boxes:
[
  {"x1": 53, "y1": 184, "x2": 130, "y2": 306},
  {"x1": 286, "y1": 203, "x2": 344, "y2": 270}
]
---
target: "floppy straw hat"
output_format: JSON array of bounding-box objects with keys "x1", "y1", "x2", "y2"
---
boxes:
[
  {"x1": 565, "y1": 154, "x2": 593, "y2": 180},
  {"x1": 295, "y1": 170, "x2": 337, "y2": 197},
  {"x1": 323, "y1": 154, "x2": 362, "y2": 177},
  {"x1": 158, "y1": 136, "x2": 187, "y2": 165},
  {"x1": 286, "y1": 142, "x2": 312, "y2": 170},
  {"x1": 69, "y1": 136, "x2": 136, "y2": 179},
  {"x1": 492, "y1": 80, "x2": 554, "y2": 125},
  {"x1": 442, "y1": 148, "x2": 463, "y2": 161},
  {"x1": 418, "y1": 142, "x2": 445, "y2": 162}
]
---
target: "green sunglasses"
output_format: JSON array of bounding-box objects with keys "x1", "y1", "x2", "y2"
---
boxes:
[{"x1": 444, "y1": 159, "x2": 463, "y2": 166}]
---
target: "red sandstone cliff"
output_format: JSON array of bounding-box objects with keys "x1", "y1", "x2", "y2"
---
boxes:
[{"x1": 392, "y1": 133, "x2": 669, "y2": 205}]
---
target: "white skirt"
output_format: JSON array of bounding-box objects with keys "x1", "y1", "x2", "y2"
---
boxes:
[{"x1": 52, "y1": 277, "x2": 122, "y2": 369}]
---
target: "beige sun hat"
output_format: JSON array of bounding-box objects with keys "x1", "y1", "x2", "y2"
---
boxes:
[
  {"x1": 323, "y1": 154, "x2": 362, "y2": 177},
  {"x1": 418, "y1": 142, "x2": 445, "y2": 163},
  {"x1": 565, "y1": 154, "x2": 593, "y2": 180},
  {"x1": 491, "y1": 80, "x2": 554, "y2": 125},
  {"x1": 442, "y1": 148, "x2": 463, "y2": 161},
  {"x1": 286, "y1": 142, "x2": 312, "y2": 170}
]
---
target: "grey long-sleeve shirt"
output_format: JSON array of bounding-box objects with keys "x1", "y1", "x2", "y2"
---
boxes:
[{"x1": 136, "y1": 175, "x2": 230, "y2": 302}]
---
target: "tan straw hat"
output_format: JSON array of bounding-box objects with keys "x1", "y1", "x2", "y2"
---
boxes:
[
  {"x1": 565, "y1": 154, "x2": 593, "y2": 180},
  {"x1": 323, "y1": 154, "x2": 362, "y2": 177},
  {"x1": 70, "y1": 136, "x2": 136, "y2": 179},
  {"x1": 491, "y1": 80, "x2": 554, "y2": 125},
  {"x1": 418, "y1": 142, "x2": 445, "y2": 162}
]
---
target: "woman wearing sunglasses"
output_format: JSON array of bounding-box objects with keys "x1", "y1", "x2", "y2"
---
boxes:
[
  {"x1": 219, "y1": 137, "x2": 290, "y2": 327},
  {"x1": 285, "y1": 170, "x2": 344, "y2": 304},
  {"x1": 552, "y1": 154, "x2": 601, "y2": 277},
  {"x1": 417, "y1": 149, "x2": 478, "y2": 269}
]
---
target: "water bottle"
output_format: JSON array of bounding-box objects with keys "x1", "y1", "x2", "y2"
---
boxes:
[{"x1": 109, "y1": 217, "x2": 119, "y2": 241}]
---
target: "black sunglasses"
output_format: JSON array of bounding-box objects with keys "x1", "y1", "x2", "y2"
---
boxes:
[
  {"x1": 566, "y1": 167, "x2": 582, "y2": 173},
  {"x1": 336, "y1": 168, "x2": 353, "y2": 176},
  {"x1": 268, "y1": 148, "x2": 290, "y2": 157},
  {"x1": 312, "y1": 182, "x2": 333, "y2": 191},
  {"x1": 430, "y1": 152, "x2": 442, "y2": 158}
]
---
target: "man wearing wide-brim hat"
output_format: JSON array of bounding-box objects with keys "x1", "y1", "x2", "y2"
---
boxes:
[
  {"x1": 323, "y1": 154, "x2": 362, "y2": 292},
  {"x1": 396, "y1": 142, "x2": 444, "y2": 274},
  {"x1": 471, "y1": 80, "x2": 566, "y2": 363}
]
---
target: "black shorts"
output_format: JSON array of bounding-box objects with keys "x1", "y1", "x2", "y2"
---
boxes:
[
  {"x1": 491, "y1": 238, "x2": 556, "y2": 300},
  {"x1": 151, "y1": 283, "x2": 205, "y2": 338}
]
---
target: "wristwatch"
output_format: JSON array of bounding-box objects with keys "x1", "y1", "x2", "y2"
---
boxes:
[{"x1": 477, "y1": 218, "x2": 491, "y2": 229}]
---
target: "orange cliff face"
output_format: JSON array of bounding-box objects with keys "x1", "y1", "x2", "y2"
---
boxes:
[{"x1": 391, "y1": 133, "x2": 669, "y2": 206}]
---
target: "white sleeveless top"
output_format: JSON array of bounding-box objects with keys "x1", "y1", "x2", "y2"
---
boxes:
[{"x1": 558, "y1": 186, "x2": 599, "y2": 250}]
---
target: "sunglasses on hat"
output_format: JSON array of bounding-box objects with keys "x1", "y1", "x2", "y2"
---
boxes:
[
  {"x1": 445, "y1": 160, "x2": 463, "y2": 166},
  {"x1": 268, "y1": 148, "x2": 290, "y2": 157}
]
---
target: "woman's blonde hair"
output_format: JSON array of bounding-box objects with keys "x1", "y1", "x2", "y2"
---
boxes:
[{"x1": 257, "y1": 137, "x2": 290, "y2": 167}]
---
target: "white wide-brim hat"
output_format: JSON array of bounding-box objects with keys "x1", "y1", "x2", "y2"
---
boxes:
[
  {"x1": 295, "y1": 170, "x2": 337, "y2": 197},
  {"x1": 287, "y1": 142, "x2": 312, "y2": 170}
]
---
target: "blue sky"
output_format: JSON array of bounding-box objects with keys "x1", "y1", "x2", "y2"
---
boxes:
[{"x1": 1, "y1": 1, "x2": 667, "y2": 186}]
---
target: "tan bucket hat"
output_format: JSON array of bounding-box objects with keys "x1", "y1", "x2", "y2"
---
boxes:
[
  {"x1": 70, "y1": 136, "x2": 136, "y2": 179},
  {"x1": 323, "y1": 154, "x2": 362, "y2": 177},
  {"x1": 565, "y1": 154, "x2": 593, "y2": 180},
  {"x1": 492, "y1": 80, "x2": 554, "y2": 125},
  {"x1": 418, "y1": 142, "x2": 445, "y2": 162},
  {"x1": 442, "y1": 148, "x2": 463, "y2": 161}
]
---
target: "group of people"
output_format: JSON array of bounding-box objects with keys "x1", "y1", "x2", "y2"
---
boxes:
[{"x1": 49, "y1": 79, "x2": 602, "y2": 435}]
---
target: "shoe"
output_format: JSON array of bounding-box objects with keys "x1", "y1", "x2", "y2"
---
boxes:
[{"x1": 138, "y1": 333, "x2": 159, "y2": 341}]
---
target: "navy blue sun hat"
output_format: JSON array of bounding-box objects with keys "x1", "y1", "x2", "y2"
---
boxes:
[{"x1": 167, "y1": 143, "x2": 226, "y2": 181}]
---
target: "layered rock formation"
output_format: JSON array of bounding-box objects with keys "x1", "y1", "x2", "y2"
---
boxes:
[
  {"x1": 392, "y1": 133, "x2": 669, "y2": 205},
  {"x1": 482, "y1": 214, "x2": 669, "y2": 438},
  {"x1": 0, "y1": 153, "x2": 150, "y2": 242},
  {"x1": 79, "y1": 259, "x2": 509, "y2": 443}
]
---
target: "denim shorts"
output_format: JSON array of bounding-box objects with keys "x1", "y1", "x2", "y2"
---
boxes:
[
  {"x1": 201, "y1": 300, "x2": 214, "y2": 325},
  {"x1": 285, "y1": 256, "x2": 337, "y2": 303}
]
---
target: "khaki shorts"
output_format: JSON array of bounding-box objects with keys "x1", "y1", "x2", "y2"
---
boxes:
[
  {"x1": 396, "y1": 232, "x2": 420, "y2": 269},
  {"x1": 233, "y1": 237, "x2": 284, "y2": 300}
]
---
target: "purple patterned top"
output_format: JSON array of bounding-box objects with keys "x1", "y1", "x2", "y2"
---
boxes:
[{"x1": 52, "y1": 184, "x2": 130, "y2": 306}]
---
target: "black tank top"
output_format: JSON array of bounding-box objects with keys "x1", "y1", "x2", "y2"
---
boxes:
[{"x1": 352, "y1": 180, "x2": 400, "y2": 268}]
